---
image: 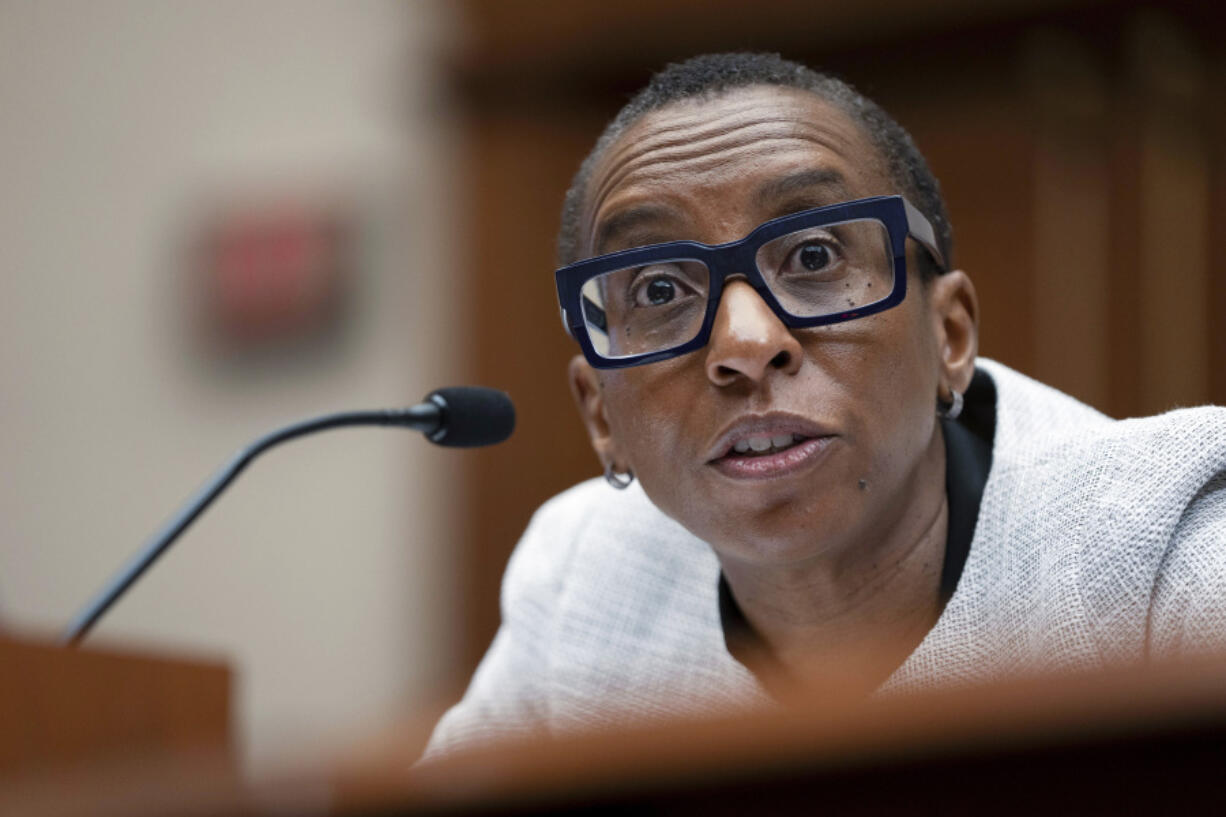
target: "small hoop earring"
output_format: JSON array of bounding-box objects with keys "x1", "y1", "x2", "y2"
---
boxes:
[
  {"x1": 937, "y1": 387, "x2": 964, "y2": 421},
  {"x1": 604, "y1": 462, "x2": 634, "y2": 490}
]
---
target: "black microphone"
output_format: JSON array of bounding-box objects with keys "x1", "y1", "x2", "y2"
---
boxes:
[
  {"x1": 421, "y1": 386, "x2": 516, "y2": 447},
  {"x1": 61, "y1": 387, "x2": 514, "y2": 646}
]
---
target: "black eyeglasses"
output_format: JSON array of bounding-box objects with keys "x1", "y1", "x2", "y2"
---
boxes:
[{"x1": 555, "y1": 195, "x2": 944, "y2": 370}]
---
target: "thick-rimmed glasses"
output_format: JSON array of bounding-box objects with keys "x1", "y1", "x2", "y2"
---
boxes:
[{"x1": 555, "y1": 195, "x2": 944, "y2": 370}]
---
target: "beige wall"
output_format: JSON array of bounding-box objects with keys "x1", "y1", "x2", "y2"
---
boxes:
[{"x1": 0, "y1": 1, "x2": 459, "y2": 771}]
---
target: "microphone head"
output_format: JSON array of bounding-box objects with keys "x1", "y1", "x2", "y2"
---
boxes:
[{"x1": 425, "y1": 387, "x2": 516, "y2": 448}]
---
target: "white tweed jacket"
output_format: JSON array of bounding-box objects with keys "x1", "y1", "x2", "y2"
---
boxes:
[{"x1": 425, "y1": 360, "x2": 1226, "y2": 757}]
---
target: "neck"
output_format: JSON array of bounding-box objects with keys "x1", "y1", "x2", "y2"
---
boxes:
[{"x1": 720, "y1": 426, "x2": 949, "y2": 696}]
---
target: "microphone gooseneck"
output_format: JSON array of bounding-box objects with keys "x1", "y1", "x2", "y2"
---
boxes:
[{"x1": 61, "y1": 387, "x2": 514, "y2": 646}]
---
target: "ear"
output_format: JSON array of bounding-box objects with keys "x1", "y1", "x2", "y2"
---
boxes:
[
  {"x1": 928, "y1": 270, "x2": 979, "y2": 396},
  {"x1": 567, "y1": 355, "x2": 622, "y2": 472}
]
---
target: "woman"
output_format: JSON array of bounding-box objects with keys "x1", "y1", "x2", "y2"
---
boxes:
[{"x1": 424, "y1": 53, "x2": 1226, "y2": 756}]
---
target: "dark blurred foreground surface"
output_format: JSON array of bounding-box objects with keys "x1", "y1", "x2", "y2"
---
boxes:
[{"x1": 5, "y1": 639, "x2": 1226, "y2": 816}]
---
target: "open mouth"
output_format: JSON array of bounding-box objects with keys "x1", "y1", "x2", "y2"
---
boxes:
[
  {"x1": 710, "y1": 428, "x2": 833, "y2": 480},
  {"x1": 706, "y1": 414, "x2": 835, "y2": 479},
  {"x1": 726, "y1": 432, "x2": 811, "y2": 458}
]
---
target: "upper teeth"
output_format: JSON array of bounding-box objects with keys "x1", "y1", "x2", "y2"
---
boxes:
[{"x1": 734, "y1": 433, "x2": 797, "y2": 454}]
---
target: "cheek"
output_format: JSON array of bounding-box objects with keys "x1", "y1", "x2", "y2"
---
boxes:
[
  {"x1": 601, "y1": 369, "x2": 686, "y2": 460},
  {"x1": 600, "y1": 367, "x2": 705, "y2": 502},
  {"x1": 856, "y1": 310, "x2": 941, "y2": 475},
  {"x1": 804, "y1": 306, "x2": 939, "y2": 466}
]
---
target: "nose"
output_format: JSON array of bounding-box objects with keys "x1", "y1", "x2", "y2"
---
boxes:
[{"x1": 704, "y1": 280, "x2": 803, "y2": 387}]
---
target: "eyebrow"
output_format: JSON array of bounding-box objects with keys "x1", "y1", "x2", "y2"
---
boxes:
[
  {"x1": 592, "y1": 202, "x2": 682, "y2": 256},
  {"x1": 752, "y1": 168, "x2": 854, "y2": 215}
]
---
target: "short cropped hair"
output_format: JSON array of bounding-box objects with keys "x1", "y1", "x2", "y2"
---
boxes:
[{"x1": 557, "y1": 52, "x2": 953, "y2": 280}]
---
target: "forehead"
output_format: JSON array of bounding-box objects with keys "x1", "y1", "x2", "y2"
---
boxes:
[{"x1": 581, "y1": 85, "x2": 891, "y2": 256}]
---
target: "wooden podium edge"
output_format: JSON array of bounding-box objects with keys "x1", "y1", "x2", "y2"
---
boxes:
[{"x1": 0, "y1": 635, "x2": 233, "y2": 779}]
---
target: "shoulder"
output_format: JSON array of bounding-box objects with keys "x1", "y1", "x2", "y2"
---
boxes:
[
  {"x1": 963, "y1": 360, "x2": 1226, "y2": 664},
  {"x1": 981, "y1": 358, "x2": 1226, "y2": 493},
  {"x1": 421, "y1": 480, "x2": 703, "y2": 759},
  {"x1": 1150, "y1": 472, "x2": 1226, "y2": 657},
  {"x1": 977, "y1": 358, "x2": 1111, "y2": 440},
  {"x1": 509, "y1": 477, "x2": 694, "y2": 570},
  {"x1": 519, "y1": 476, "x2": 668, "y2": 545},
  {"x1": 502, "y1": 477, "x2": 713, "y2": 610}
]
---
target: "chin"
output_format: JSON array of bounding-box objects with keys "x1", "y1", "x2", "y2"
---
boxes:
[{"x1": 687, "y1": 488, "x2": 859, "y2": 567}]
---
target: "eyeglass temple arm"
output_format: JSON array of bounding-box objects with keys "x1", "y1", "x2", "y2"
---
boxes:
[
  {"x1": 559, "y1": 296, "x2": 610, "y2": 338},
  {"x1": 902, "y1": 198, "x2": 946, "y2": 271}
]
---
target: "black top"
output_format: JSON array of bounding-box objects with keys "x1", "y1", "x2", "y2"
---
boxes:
[{"x1": 719, "y1": 368, "x2": 998, "y2": 674}]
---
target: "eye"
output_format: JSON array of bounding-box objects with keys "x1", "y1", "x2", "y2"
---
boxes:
[
  {"x1": 629, "y1": 263, "x2": 696, "y2": 307},
  {"x1": 797, "y1": 242, "x2": 832, "y2": 271},
  {"x1": 645, "y1": 278, "x2": 675, "y2": 305},
  {"x1": 775, "y1": 234, "x2": 845, "y2": 281}
]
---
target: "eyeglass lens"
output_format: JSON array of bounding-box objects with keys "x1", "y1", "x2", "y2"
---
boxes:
[{"x1": 580, "y1": 218, "x2": 892, "y2": 360}]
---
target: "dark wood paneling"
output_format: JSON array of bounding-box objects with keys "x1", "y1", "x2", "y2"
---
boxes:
[
  {"x1": 451, "y1": 0, "x2": 1117, "y2": 95},
  {"x1": 863, "y1": 53, "x2": 1040, "y2": 381},
  {"x1": 1209, "y1": 49, "x2": 1226, "y2": 407},
  {"x1": 453, "y1": 107, "x2": 611, "y2": 674},
  {"x1": 447, "y1": 0, "x2": 1226, "y2": 686}
]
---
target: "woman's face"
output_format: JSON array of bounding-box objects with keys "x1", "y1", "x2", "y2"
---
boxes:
[{"x1": 573, "y1": 85, "x2": 970, "y2": 570}]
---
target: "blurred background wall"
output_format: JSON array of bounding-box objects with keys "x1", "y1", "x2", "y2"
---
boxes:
[{"x1": 0, "y1": 1, "x2": 461, "y2": 772}]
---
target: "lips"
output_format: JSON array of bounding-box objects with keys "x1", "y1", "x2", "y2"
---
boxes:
[{"x1": 707, "y1": 413, "x2": 835, "y2": 480}]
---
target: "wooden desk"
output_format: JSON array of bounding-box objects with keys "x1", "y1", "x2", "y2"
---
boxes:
[
  {"x1": 6, "y1": 654, "x2": 1226, "y2": 815},
  {"x1": 350, "y1": 658, "x2": 1226, "y2": 815}
]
